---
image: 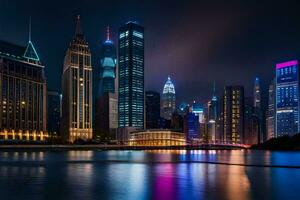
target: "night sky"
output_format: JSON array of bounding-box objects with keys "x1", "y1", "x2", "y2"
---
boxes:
[{"x1": 1, "y1": 0, "x2": 300, "y2": 105}]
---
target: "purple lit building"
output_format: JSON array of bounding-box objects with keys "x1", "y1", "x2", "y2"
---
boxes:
[{"x1": 276, "y1": 60, "x2": 300, "y2": 137}]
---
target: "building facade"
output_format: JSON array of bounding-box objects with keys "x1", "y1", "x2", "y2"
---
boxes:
[
  {"x1": 47, "y1": 91, "x2": 61, "y2": 136},
  {"x1": 61, "y1": 16, "x2": 93, "y2": 142},
  {"x1": 161, "y1": 76, "x2": 176, "y2": 120},
  {"x1": 223, "y1": 86, "x2": 244, "y2": 144},
  {"x1": 0, "y1": 39, "x2": 47, "y2": 141},
  {"x1": 184, "y1": 112, "x2": 200, "y2": 143},
  {"x1": 129, "y1": 130, "x2": 185, "y2": 146},
  {"x1": 266, "y1": 79, "x2": 275, "y2": 140},
  {"x1": 276, "y1": 60, "x2": 300, "y2": 137},
  {"x1": 146, "y1": 91, "x2": 160, "y2": 129},
  {"x1": 118, "y1": 22, "x2": 144, "y2": 128}
]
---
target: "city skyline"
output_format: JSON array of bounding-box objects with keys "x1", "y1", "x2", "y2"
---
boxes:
[{"x1": 2, "y1": 1, "x2": 300, "y2": 104}]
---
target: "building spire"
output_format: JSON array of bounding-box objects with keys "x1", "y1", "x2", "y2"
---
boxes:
[
  {"x1": 75, "y1": 15, "x2": 82, "y2": 36},
  {"x1": 29, "y1": 16, "x2": 31, "y2": 42},
  {"x1": 106, "y1": 26, "x2": 110, "y2": 41}
]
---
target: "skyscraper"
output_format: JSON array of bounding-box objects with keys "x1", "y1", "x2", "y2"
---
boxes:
[
  {"x1": 61, "y1": 16, "x2": 93, "y2": 142},
  {"x1": 244, "y1": 97, "x2": 259, "y2": 145},
  {"x1": 95, "y1": 27, "x2": 118, "y2": 141},
  {"x1": 161, "y1": 76, "x2": 176, "y2": 120},
  {"x1": 275, "y1": 60, "x2": 300, "y2": 137},
  {"x1": 253, "y1": 77, "x2": 261, "y2": 108},
  {"x1": 207, "y1": 83, "x2": 218, "y2": 142},
  {"x1": 223, "y1": 86, "x2": 244, "y2": 144},
  {"x1": 118, "y1": 21, "x2": 144, "y2": 129},
  {"x1": 266, "y1": 79, "x2": 275, "y2": 140},
  {"x1": 0, "y1": 37, "x2": 47, "y2": 141},
  {"x1": 145, "y1": 91, "x2": 160, "y2": 129},
  {"x1": 47, "y1": 91, "x2": 62, "y2": 136}
]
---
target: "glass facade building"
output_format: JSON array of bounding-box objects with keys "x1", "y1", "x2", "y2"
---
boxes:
[
  {"x1": 118, "y1": 22, "x2": 144, "y2": 128},
  {"x1": 275, "y1": 60, "x2": 300, "y2": 137},
  {"x1": 0, "y1": 39, "x2": 47, "y2": 141},
  {"x1": 146, "y1": 91, "x2": 160, "y2": 129},
  {"x1": 61, "y1": 16, "x2": 93, "y2": 142},
  {"x1": 266, "y1": 79, "x2": 275, "y2": 140}
]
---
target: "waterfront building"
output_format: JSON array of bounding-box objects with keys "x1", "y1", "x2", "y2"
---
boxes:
[
  {"x1": 95, "y1": 27, "x2": 118, "y2": 141},
  {"x1": 276, "y1": 60, "x2": 300, "y2": 137},
  {"x1": 184, "y1": 112, "x2": 200, "y2": 143},
  {"x1": 47, "y1": 91, "x2": 61, "y2": 136},
  {"x1": 191, "y1": 101, "x2": 205, "y2": 123},
  {"x1": 146, "y1": 91, "x2": 160, "y2": 129},
  {"x1": 95, "y1": 93, "x2": 118, "y2": 141},
  {"x1": 118, "y1": 21, "x2": 144, "y2": 128},
  {"x1": 0, "y1": 38, "x2": 47, "y2": 141},
  {"x1": 223, "y1": 86, "x2": 244, "y2": 144},
  {"x1": 161, "y1": 76, "x2": 176, "y2": 120},
  {"x1": 266, "y1": 79, "x2": 276, "y2": 140},
  {"x1": 128, "y1": 130, "x2": 185, "y2": 146},
  {"x1": 61, "y1": 16, "x2": 93, "y2": 142},
  {"x1": 244, "y1": 97, "x2": 259, "y2": 145},
  {"x1": 253, "y1": 77, "x2": 264, "y2": 143}
]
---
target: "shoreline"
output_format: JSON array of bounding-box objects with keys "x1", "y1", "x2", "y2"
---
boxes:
[{"x1": 0, "y1": 144, "x2": 247, "y2": 151}]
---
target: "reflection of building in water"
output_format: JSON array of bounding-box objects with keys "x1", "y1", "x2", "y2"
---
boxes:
[{"x1": 129, "y1": 130, "x2": 185, "y2": 146}]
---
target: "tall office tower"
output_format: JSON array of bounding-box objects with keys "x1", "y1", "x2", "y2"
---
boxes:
[
  {"x1": 184, "y1": 112, "x2": 200, "y2": 143},
  {"x1": 161, "y1": 76, "x2": 176, "y2": 120},
  {"x1": 244, "y1": 97, "x2": 259, "y2": 145},
  {"x1": 275, "y1": 60, "x2": 300, "y2": 137},
  {"x1": 47, "y1": 91, "x2": 62, "y2": 136},
  {"x1": 208, "y1": 82, "x2": 218, "y2": 121},
  {"x1": 145, "y1": 91, "x2": 160, "y2": 129},
  {"x1": 95, "y1": 27, "x2": 118, "y2": 141},
  {"x1": 253, "y1": 77, "x2": 261, "y2": 108},
  {"x1": 191, "y1": 101, "x2": 204, "y2": 123},
  {"x1": 207, "y1": 83, "x2": 218, "y2": 142},
  {"x1": 266, "y1": 79, "x2": 275, "y2": 140},
  {"x1": 223, "y1": 86, "x2": 244, "y2": 144},
  {"x1": 118, "y1": 21, "x2": 144, "y2": 128},
  {"x1": 0, "y1": 38, "x2": 47, "y2": 141},
  {"x1": 61, "y1": 16, "x2": 93, "y2": 142},
  {"x1": 253, "y1": 77, "x2": 264, "y2": 143}
]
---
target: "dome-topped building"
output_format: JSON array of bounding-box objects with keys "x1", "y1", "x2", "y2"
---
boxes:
[{"x1": 161, "y1": 76, "x2": 176, "y2": 120}]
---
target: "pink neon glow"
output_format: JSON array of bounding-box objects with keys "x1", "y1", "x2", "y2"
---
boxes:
[{"x1": 276, "y1": 60, "x2": 298, "y2": 69}]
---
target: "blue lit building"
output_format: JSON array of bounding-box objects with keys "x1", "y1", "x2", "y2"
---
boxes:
[
  {"x1": 99, "y1": 27, "x2": 117, "y2": 95},
  {"x1": 184, "y1": 112, "x2": 200, "y2": 142},
  {"x1": 276, "y1": 60, "x2": 300, "y2": 137},
  {"x1": 118, "y1": 22, "x2": 144, "y2": 128}
]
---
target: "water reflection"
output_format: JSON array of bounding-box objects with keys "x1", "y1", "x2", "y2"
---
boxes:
[{"x1": 0, "y1": 150, "x2": 299, "y2": 200}]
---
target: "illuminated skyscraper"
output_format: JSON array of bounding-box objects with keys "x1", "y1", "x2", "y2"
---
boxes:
[
  {"x1": 208, "y1": 82, "x2": 218, "y2": 121},
  {"x1": 95, "y1": 27, "x2": 118, "y2": 141},
  {"x1": 118, "y1": 22, "x2": 144, "y2": 128},
  {"x1": 266, "y1": 79, "x2": 275, "y2": 140},
  {"x1": 61, "y1": 16, "x2": 93, "y2": 142},
  {"x1": 161, "y1": 76, "x2": 176, "y2": 120},
  {"x1": 223, "y1": 86, "x2": 244, "y2": 144},
  {"x1": 0, "y1": 36, "x2": 47, "y2": 140},
  {"x1": 275, "y1": 60, "x2": 300, "y2": 137}
]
